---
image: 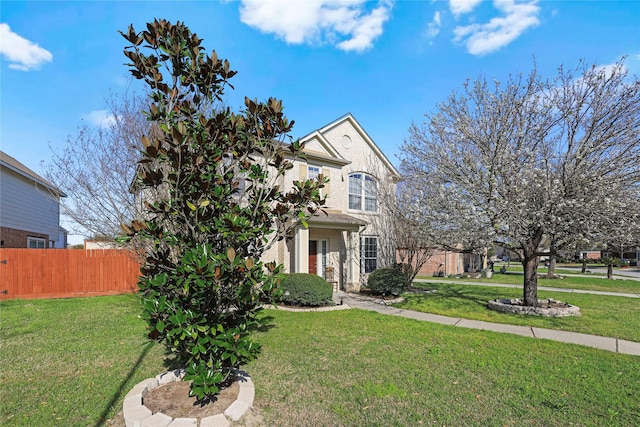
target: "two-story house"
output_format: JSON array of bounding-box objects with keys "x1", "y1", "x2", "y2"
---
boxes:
[
  {"x1": 0, "y1": 151, "x2": 67, "y2": 248},
  {"x1": 262, "y1": 114, "x2": 401, "y2": 292}
]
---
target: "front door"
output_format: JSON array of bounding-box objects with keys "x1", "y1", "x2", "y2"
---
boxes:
[{"x1": 309, "y1": 241, "x2": 318, "y2": 275}]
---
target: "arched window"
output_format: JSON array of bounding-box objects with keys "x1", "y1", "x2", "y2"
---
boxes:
[{"x1": 348, "y1": 173, "x2": 377, "y2": 212}]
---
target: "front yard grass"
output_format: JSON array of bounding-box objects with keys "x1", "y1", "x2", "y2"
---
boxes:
[
  {"x1": 0, "y1": 295, "x2": 167, "y2": 427},
  {"x1": 1, "y1": 295, "x2": 639, "y2": 426},
  {"x1": 417, "y1": 271, "x2": 640, "y2": 294},
  {"x1": 398, "y1": 282, "x2": 640, "y2": 342},
  {"x1": 249, "y1": 309, "x2": 639, "y2": 426}
]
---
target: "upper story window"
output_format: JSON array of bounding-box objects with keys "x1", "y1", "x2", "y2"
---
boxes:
[
  {"x1": 348, "y1": 173, "x2": 377, "y2": 212},
  {"x1": 308, "y1": 166, "x2": 321, "y2": 181}
]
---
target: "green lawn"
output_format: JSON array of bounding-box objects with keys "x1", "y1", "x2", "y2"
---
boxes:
[
  {"x1": 0, "y1": 295, "x2": 167, "y2": 427},
  {"x1": 495, "y1": 265, "x2": 606, "y2": 276},
  {"x1": 1, "y1": 295, "x2": 639, "y2": 426},
  {"x1": 398, "y1": 282, "x2": 640, "y2": 341},
  {"x1": 417, "y1": 271, "x2": 640, "y2": 294}
]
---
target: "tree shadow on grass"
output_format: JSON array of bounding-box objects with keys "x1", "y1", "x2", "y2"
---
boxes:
[
  {"x1": 95, "y1": 343, "x2": 154, "y2": 427},
  {"x1": 252, "y1": 314, "x2": 276, "y2": 333},
  {"x1": 415, "y1": 283, "x2": 494, "y2": 309}
]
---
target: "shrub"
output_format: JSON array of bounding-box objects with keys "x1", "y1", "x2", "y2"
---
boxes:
[
  {"x1": 367, "y1": 267, "x2": 409, "y2": 296},
  {"x1": 279, "y1": 274, "x2": 333, "y2": 307}
]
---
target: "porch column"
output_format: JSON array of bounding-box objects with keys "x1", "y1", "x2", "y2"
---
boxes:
[
  {"x1": 345, "y1": 229, "x2": 361, "y2": 292},
  {"x1": 294, "y1": 226, "x2": 309, "y2": 273}
]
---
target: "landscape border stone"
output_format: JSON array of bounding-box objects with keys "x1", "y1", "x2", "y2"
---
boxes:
[
  {"x1": 487, "y1": 298, "x2": 581, "y2": 317},
  {"x1": 123, "y1": 369, "x2": 254, "y2": 427}
]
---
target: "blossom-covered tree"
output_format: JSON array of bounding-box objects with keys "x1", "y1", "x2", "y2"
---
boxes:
[
  {"x1": 401, "y1": 60, "x2": 640, "y2": 306},
  {"x1": 598, "y1": 206, "x2": 640, "y2": 278}
]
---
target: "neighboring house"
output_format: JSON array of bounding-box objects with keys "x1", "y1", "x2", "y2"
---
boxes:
[
  {"x1": 600, "y1": 247, "x2": 640, "y2": 265},
  {"x1": 262, "y1": 114, "x2": 401, "y2": 292},
  {"x1": 412, "y1": 250, "x2": 485, "y2": 277},
  {"x1": 579, "y1": 250, "x2": 602, "y2": 260},
  {"x1": 0, "y1": 151, "x2": 67, "y2": 248},
  {"x1": 84, "y1": 240, "x2": 119, "y2": 250},
  {"x1": 417, "y1": 251, "x2": 465, "y2": 276}
]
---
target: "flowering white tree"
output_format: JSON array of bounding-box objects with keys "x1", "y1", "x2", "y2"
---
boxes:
[
  {"x1": 598, "y1": 205, "x2": 640, "y2": 278},
  {"x1": 401, "y1": 60, "x2": 640, "y2": 306}
]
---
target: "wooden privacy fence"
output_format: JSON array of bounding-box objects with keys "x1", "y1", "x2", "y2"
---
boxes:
[{"x1": 0, "y1": 249, "x2": 141, "y2": 300}]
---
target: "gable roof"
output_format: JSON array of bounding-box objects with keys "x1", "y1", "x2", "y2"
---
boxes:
[
  {"x1": 0, "y1": 150, "x2": 66, "y2": 197},
  {"x1": 300, "y1": 113, "x2": 401, "y2": 179}
]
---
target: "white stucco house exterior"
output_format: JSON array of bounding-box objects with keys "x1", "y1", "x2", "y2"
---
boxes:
[
  {"x1": 0, "y1": 151, "x2": 67, "y2": 248},
  {"x1": 262, "y1": 114, "x2": 401, "y2": 292}
]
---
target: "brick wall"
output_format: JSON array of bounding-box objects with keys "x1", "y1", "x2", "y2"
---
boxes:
[
  {"x1": 0, "y1": 227, "x2": 49, "y2": 248},
  {"x1": 418, "y1": 250, "x2": 464, "y2": 276},
  {"x1": 398, "y1": 249, "x2": 465, "y2": 276}
]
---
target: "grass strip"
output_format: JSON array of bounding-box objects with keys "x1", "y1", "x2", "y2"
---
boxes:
[
  {"x1": 417, "y1": 272, "x2": 640, "y2": 294},
  {"x1": 399, "y1": 282, "x2": 640, "y2": 342}
]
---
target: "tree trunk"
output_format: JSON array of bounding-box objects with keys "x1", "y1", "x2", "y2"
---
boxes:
[
  {"x1": 546, "y1": 254, "x2": 556, "y2": 278},
  {"x1": 607, "y1": 264, "x2": 613, "y2": 279},
  {"x1": 581, "y1": 258, "x2": 587, "y2": 273},
  {"x1": 522, "y1": 255, "x2": 540, "y2": 306},
  {"x1": 546, "y1": 240, "x2": 557, "y2": 278}
]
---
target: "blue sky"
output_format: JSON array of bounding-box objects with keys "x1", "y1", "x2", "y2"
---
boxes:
[{"x1": 1, "y1": 0, "x2": 639, "y2": 241}]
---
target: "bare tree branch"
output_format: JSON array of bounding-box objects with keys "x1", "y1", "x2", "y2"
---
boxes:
[{"x1": 43, "y1": 92, "x2": 150, "y2": 239}]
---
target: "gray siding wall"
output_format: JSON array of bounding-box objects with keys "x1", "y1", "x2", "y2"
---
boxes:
[{"x1": 0, "y1": 167, "x2": 61, "y2": 241}]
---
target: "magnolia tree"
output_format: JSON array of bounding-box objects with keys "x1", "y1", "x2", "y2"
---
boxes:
[
  {"x1": 401, "y1": 60, "x2": 640, "y2": 306},
  {"x1": 120, "y1": 20, "x2": 326, "y2": 400},
  {"x1": 43, "y1": 93, "x2": 151, "y2": 239}
]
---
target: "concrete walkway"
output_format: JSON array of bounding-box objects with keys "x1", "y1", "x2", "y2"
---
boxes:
[
  {"x1": 556, "y1": 266, "x2": 640, "y2": 280},
  {"x1": 332, "y1": 291, "x2": 640, "y2": 357},
  {"x1": 413, "y1": 278, "x2": 640, "y2": 298}
]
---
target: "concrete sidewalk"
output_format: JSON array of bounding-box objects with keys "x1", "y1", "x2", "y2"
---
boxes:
[
  {"x1": 333, "y1": 291, "x2": 640, "y2": 357},
  {"x1": 413, "y1": 278, "x2": 640, "y2": 298}
]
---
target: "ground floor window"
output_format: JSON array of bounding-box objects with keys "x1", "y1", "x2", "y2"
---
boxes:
[
  {"x1": 27, "y1": 236, "x2": 46, "y2": 248},
  {"x1": 361, "y1": 236, "x2": 377, "y2": 273},
  {"x1": 320, "y1": 240, "x2": 327, "y2": 277}
]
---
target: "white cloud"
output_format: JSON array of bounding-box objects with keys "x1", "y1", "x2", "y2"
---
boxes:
[
  {"x1": 0, "y1": 23, "x2": 53, "y2": 71},
  {"x1": 239, "y1": 0, "x2": 393, "y2": 52},
  {"x1": 82, "y1": 110, "x2": 116, "y2": 127},
  {"x1": 426, "y1": 11, "x2": 442, "y2": 38},
  {"x1": 453, "y1": 0, "x2": 540, "y2": 55},
  {"x1": 449, "y1": 0, "x2": 483, "y2": 17}
]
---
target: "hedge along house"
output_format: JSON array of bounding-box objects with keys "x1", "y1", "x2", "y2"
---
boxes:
[
  {"x1": 0, "y1": 151, "x2": 67, "y2": 248},
  {"x1": 262, "y1": 114, "x2": 401, "y2": 292}
]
